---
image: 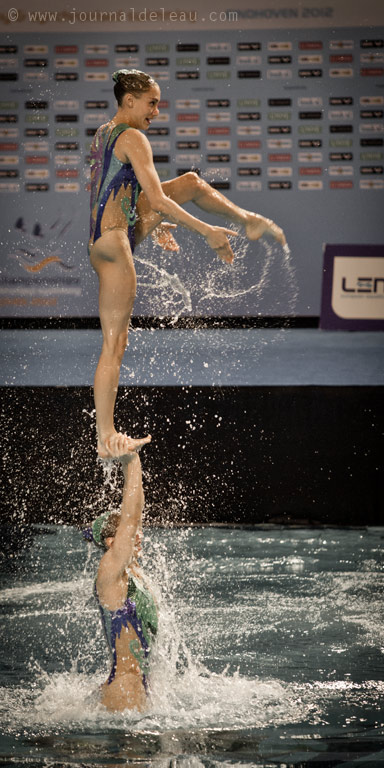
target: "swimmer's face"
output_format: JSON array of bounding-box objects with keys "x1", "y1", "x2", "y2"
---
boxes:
[{"x1": 123, "y1": 84, "x2": 160, "y2": 131}]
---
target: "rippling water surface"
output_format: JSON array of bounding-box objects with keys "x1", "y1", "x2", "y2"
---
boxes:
[{"x1": 1, "y1": 526, "x2": 383, "y2": 766}]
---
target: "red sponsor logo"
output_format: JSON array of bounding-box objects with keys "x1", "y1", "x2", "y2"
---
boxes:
[
  {"x1": 330, "y1": 180, "x2": 353, "y2": 189},
  {"x1": 177, "y1": 113, "x2": 200, "y2": 121},
  {"x1": 85, "y1": 59, "x2": 109, "y2": 67},
  {"x1": 26, "y1": 155, "x2": 49, "y2": 164},
  {"x1": 299, "y1": 41, "x2": 323, "y2": 50},
  {"x1": 300, "y1": 166, "x2": 322, "y2": 175},
  {"x1": 56, "y1": 169, "x2": 79, "y2": 178},
  {"x1": 238, "y1": 140, "x2": 261, "y2": 148},
  {"x1": 268, "y1": 153, "x2": 292, "y2": 162},
  {"x1": 159, "y1": 100, "x2": 169, "y2": 108},
  {"x1": 0, "y1": 142, "x2": 18, "y2": 150},
  {"x1": 55, "y1": 45, "x2": 78, "y2": 53},
  {"x1": 207, "y1": 127, "x2": 230, "y2": 135},
  {"x1": 330, "y1": 54, "x2": 353, "y2": 63},
  {"x1": 361, "y1": 68, "x2": 384, "y2": 77}
]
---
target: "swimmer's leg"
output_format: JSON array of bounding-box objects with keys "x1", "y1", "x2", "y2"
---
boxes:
[
  {"x1": 135, "y1": 171, "x2": 286, "y2": 246},
  {"x1": 90, "y1": 230, "x2": 150, "y2": 459}
]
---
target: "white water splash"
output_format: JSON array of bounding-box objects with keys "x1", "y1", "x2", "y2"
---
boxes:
[
  {"x1": 134, "y1": 230, "x2": 298, "y2": 319},
  {"x1": 135, "y1": 254, "x2": 192, "y2": 313}
]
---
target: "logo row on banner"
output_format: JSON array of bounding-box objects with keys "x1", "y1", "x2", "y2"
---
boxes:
[{"x1": 0, "y1": 32, "x2": 383, "y2": 192}]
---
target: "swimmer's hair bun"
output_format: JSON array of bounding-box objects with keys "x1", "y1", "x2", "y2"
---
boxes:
[
  {"x1": 112, "y1": 69, "x2": 128, "y2": 82},
  {"x1": 112, "y1": 69, "x2": 155, "y2": 105}
]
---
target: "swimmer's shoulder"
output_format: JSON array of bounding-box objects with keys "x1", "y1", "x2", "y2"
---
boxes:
[
  {"x1": 117, "y1": 127, "x2": 153, "y2": 163},
  {"x1": 94, "y1": 121, "x2": 112, "y2": 137},
  {"x1": 90, "y1": 122, "x2": 109, "y2": 150},
  {"x1": 93, "y1": 121, "x2": 123, "y2": 142},
  {"x1": 119, "y1": 125, "x2": 151, "y2": 148}
]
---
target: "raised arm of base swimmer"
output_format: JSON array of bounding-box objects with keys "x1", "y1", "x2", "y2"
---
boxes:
[{"x1": 97, "y1": 453, "x2": 144, "y2": 593}]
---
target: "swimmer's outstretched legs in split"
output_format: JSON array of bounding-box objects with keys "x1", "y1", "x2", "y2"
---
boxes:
[
  {"x1": 135, "y1": 171, "x2": 286, "y2": 249},
  {"x1": 90, "y1": 229, "x2": 151, "y2": 459}
]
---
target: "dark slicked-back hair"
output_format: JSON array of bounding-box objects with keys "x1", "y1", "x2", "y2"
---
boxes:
[{"x1": 112, "y1": 69, "x2": 156, "y2": 106}]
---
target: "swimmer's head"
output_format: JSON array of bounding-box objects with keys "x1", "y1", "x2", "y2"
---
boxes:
[
  {"x1": 82, "y1": 509, "x2": 143, "y2": 558},
  {"x1": 82, "y1": 509, "x2": 121, "y2": 549},
  {"x1": 112, "y1": 69, "x2": 157, "y2": 106}
]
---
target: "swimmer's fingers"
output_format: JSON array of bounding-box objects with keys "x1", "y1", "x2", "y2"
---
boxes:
[
  {"x1": 205, "y1": 225, "x2": 237, "y2": 263},
  {"x1": 161, "y1": 221, "x2": 177, "y2": 229},
  {"x1": 99, "y1": 432, "x2": 151, "y2": 461},
  {"x1": 124, "y1": 434, "x2": 152, "y2": 452},
  {"x1": 120, "y1": 435, "x2": 151, "y2": 470},
  {"x1": 213, "y1": 228, "x2": 239, "y2": 262},
  {"x1": 265, "y1": 218, "x2": 287, "y2": 247},
  {"x1": 270, "y1": 223, "x2": 287, "y2": 246},
  {"x1": 216, "y1": 227, "x2": 239, "y2": 237},
  {"x1": 215, "y1": 242, "x2": 235, "y2": 264},
  {"x1": 152, "y1": 222, "x2": 180, "y2": 252}
]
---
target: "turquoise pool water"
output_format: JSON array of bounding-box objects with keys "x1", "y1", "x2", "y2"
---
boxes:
[{"x1": 1, "y1": 526, "x2": 383, "y2": 766}]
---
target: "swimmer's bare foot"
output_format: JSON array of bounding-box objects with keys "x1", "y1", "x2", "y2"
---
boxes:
[
  {"x1": 245, "y1": 213, "x2": 286, "y2": 247},
  {"x1": 152, "y1": 222, "x2": 179, "y2": 251},
  {"x1": 97, "y1": 432, "x2": 151, "y2": 459}
]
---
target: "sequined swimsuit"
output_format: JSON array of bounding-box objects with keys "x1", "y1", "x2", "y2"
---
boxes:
[
  {"x1": 94, "y1": 573, "x2": 158, "y2": 692},
  {"x1": 88, "y1": 122, "x2": 141, "y2": 256}
]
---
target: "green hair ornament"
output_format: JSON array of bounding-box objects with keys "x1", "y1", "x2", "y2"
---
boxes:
[{"x1": 82, "y1": 510, "x2": 111, "y2": 547}]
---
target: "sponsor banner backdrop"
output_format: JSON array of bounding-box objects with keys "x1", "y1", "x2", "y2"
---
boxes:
[
  {"x1": 320, "y1": 244, "x2": 384, "y2": 329},
  {"x1": 0, "y1": 21, "x2": 383, "y2": 316}
]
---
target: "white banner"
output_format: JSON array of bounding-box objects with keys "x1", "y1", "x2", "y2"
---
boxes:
[{"x1": 332, "y1": 256, "x2": 384, "y2": 319}]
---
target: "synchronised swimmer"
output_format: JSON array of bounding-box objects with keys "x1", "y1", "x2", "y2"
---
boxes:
[{"x1": 88, "y1": 68, "x2": 286, "y2": 460}]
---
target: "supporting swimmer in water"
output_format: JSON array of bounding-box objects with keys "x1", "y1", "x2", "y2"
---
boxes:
[
  {"x1": 83, "y1": 442, "x2": 157, "y2": 712},
  {"x1": 88, "y1": 68, "x2": 286, "y2": 459}
]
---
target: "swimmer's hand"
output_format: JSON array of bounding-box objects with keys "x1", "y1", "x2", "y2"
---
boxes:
[
  {"x1": 205, "y1": 225, "x2": 238, "y2": 264},
  {"x1": 98, "y1": 432, "x2": 151, "y2": 460},
  {"x1": 245, "y1": 213, "x2": 286, "y2": 247},
  {"x1": 152, "y1": 222, "x2": 179, "y2": 252}
]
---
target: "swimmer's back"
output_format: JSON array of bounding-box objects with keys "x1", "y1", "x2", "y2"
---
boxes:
[{"x1": 88, "y1": 122, "x2": 141, "y2": 255}]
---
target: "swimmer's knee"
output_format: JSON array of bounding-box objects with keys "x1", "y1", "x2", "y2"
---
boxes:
[
  {"x1": 171, "y1": 170, "x2": 201, "y2": 193},
  {"x1": 117, "y1": 328, "x2": 129, "y2": 356},
  {"x1": 184, "y1": 170, "x2": 202, "y2": 188},
  {"x1": 184, "y1": 171, "x2": 208, "y2": 198},
  {"x1": 102, "y1": 328, "x2": 129, "y2": 360}
]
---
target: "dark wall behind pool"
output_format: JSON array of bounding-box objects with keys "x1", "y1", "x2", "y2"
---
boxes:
[{"x1": 1, "y1": 386, "x2": 382, "y2": 539}]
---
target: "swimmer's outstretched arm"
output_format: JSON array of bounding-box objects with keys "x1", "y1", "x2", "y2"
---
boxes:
[
  {"x1": 99, "y1": 453, "x2": 144, "y2": 581},
  {"x1": 120, "y1": 128, "x2": 238, "y2": 264}
]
